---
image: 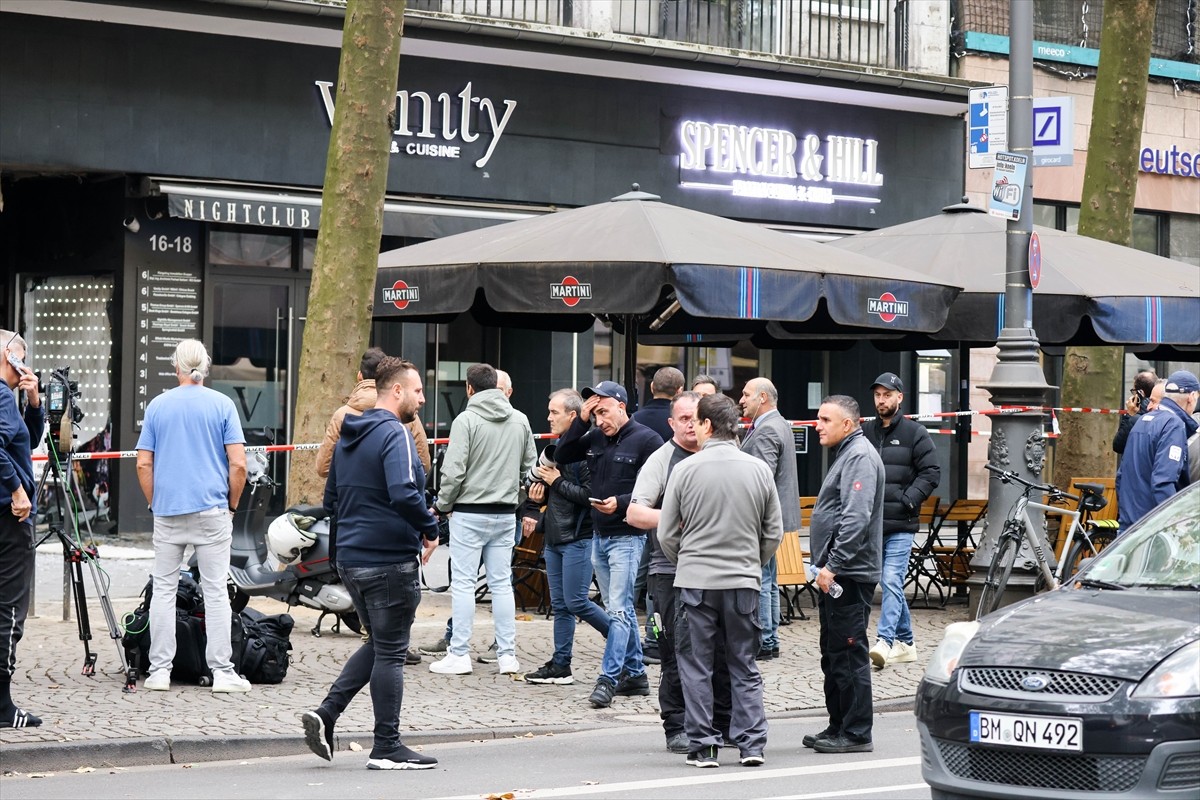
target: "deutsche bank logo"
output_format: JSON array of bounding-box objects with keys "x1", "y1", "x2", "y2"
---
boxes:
[{"x1": 1033, "y1": 107, "x2": 1062, "y2": 147}]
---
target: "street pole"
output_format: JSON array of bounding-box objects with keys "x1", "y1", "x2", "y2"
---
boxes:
[{"x1": 968, "y1": 1, "x2": 1053, "y2": 615}]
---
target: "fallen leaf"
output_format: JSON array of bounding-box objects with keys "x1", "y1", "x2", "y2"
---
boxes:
[
  {"x1": 349, "y1": 742, "x2": 363, "y2": 752},
  {"x1": 73, "y1": 767, "x2": 94, "y2": 773},
  {"x1": 523, "y1": 732, "x2": 535, "y2": 738},
  {"x1": 484, "y1": 794, "x2": 514, "y2": 800},
  {"x1": 515, "y1": 614, "x2": 532, "y2": 621},
  {"x1": 181, "y1": 764, "x2": 194, "y2": 769}
]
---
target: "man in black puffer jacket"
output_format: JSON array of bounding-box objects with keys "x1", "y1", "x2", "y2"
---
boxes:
[
  {"x1": 861, "y1": 373, "x2": 939, "y2": 672},
  {"x1": 521, "y1": 389, "x2": 609, "y2": 686}
]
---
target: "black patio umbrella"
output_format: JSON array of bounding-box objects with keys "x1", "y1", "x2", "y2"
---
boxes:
[
  {"x1": 815, "y1": 203, "x2": 1200, "y2": 353},
  {"x1": 375, "y1": 188, "x2": 962, "y2": 403}
]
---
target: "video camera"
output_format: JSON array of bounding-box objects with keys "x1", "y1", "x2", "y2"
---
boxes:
[{"x1": 39, "y1": 366, "x2": 85, "y2": 430}]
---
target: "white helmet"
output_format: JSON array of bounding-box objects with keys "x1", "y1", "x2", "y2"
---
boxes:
[{"x1": 266, "y1": 513, "x2": 318, "y2": 565}]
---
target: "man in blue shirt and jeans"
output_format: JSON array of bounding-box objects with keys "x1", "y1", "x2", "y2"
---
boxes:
[{"x1": 136, "y1": 339, "x2": 248, "y2": 694}]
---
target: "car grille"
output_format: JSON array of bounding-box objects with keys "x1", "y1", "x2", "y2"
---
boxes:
[
  {"x1": 961, "y1": 667, "x2": 1123, "y2": 700},
  {"x1": 936, "y1": 740, "x2": 1145, "y2": 792},
  {"x1": 1159, "y1": 752, "x2": 1200, "y2": 790}
]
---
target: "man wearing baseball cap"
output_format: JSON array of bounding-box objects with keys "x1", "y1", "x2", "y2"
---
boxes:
[
  {"x1": 1117, "y1": 369, "x2": 1199, "y2": 529},
  {"x1": 861, "y1": 372, "x2": 939, "y2": 670},
  {"x1": 554, "y1": 380, "x2": 663, "y2": 709}
]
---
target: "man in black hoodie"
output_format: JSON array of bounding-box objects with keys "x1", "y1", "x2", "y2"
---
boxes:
[{"x1": 302, "y1": 357, "x2": 440, "y2": 771}]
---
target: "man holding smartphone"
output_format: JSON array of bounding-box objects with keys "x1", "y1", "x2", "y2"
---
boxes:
[
  {"x1": 0, "y1": 329, "x2": 44, "y2": 728},
  {"x1": 1113, "y1": 370, "x2": 1157, "y2": 457}
]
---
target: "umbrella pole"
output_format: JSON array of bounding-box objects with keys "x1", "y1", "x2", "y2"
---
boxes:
[
  {"x1": 624, "y1": 314, "x2": 639, "y2": 414},
  {"x1": 956, "y1": 343, "x2": 970, "y2": 500}
]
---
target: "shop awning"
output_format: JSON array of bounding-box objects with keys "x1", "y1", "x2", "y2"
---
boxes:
[{"x1": 154, "y1": 181, "x2": 540, "y2": 239}]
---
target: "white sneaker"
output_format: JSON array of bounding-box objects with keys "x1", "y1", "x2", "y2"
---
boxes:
[
  {"x1": 889, "y1": 640, "x2": 918, "y2": 664},
  {"x1": 868, "y1": 639, "x2": 891, "y2": 669},
  {"x1": 212, "y1": 670, "x2": 252, "y2": 693},
  {"x1": 143, "y1": 670, "x2": 171, "y2": 691},
  {"x1": 497, "y1": 655, "x2": 520, "y2": 675},
  {"x1": 429, "y1": 652, "x2": 473, "y2": 674}
]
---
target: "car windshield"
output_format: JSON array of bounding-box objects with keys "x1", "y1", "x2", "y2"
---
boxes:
[{"x1": 1079, "y1": 485, "x2": 1200, "y2": 589}]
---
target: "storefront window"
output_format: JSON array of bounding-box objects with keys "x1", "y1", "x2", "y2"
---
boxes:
[{"x1": 208, "y1": 229, "x2": 292, "y2": 268}]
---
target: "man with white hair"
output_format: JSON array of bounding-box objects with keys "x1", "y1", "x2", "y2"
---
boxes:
[
  {"x1": 136, "y1": 339, "x2": 249, "y2": 693},
  {"x1": 1117, "y1": 369, "x2": 1199, "y2": 529}
]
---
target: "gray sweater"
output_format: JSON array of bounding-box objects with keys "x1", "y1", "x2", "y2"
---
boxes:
[
  {"x1": 658, "y1": 439, "x2": 783, "y2": 590},
  {"x1": 809, "y1": 428, "x2": 884, "y2": 583}
]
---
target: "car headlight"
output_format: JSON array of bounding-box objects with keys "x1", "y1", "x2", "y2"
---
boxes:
[
  {"x1": 924, "y1": 621, "x2": 980, "y2": 684},
  {"x1": 1132, "y1": 640, "x2": 1200, "y2": 698}
]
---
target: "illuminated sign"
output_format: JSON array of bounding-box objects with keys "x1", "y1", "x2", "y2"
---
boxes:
[{"x1": 677, "y1": 120, "x2": 883, "y2": 205}]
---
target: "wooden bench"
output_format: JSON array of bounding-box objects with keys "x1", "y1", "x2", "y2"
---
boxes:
[{"x1": 776, "y1": 530, "x2": 816, "y2": 620}]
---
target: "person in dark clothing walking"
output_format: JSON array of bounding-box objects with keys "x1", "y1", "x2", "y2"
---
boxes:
[
  {"x1": 303, "y1": 357, "x2": 440, "y2": 771},
  {"x1": 522, "y1": 389, "x2": 610, "y2": 685},
  {"x1": 555, "y1": 381, "x2": 662, "y2": 709},
  {"x1": 860, "y1": 372, "x2": 939, "y2": 670},
  {"x1": 807, "y1": 395, "x2": 884, "y2": 755},
  {"x1": 0, "y1": 330, "x2": 44, "y2": 729}
]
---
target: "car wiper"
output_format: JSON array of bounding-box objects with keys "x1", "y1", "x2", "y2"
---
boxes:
[
  {"x1": 1075, "y1": 577, "x2": 1126, "y2": 590},
  {"x1": 1170, "y1": 584, "x2": 1200, "y2": 591}
]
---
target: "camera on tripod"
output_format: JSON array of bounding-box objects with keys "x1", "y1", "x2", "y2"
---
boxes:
[{"x1": 41, "y1": 366, "x2": 85, "y2": 428}]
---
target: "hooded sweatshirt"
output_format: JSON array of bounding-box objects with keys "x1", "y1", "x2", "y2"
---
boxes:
[
  {"x1": 435, "y1": 388, "x2": 536, "y2": 514},
  {"x1": 323, "y1": 407, "x2": 438, "y2": 565}
]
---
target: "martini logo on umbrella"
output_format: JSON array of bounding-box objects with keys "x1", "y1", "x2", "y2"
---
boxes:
[
  {"x1": 383, "y1": 280, "x2": 420, "y2": 310},
  {"x1": 868, "y1": 292, "x2": 909, "y2": 323},
  {"x1": 551, "y1": 276, "x2": 592, "y2": 307}
]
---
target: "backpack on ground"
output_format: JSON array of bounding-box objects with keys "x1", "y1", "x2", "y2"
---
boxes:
[{"x1": 239, "y1": 606, "x2": 294, "y2": 684}]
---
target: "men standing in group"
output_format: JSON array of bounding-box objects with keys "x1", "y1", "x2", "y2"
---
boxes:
[
  {"x1": 691, "y1": 375, "x2": 719, "y2": 397},
  {"x1": 739, "y1": 378, "x2": 800, "y2": 662},
  {"x1": 1113, "y1": 369, "x2": 1158, "y2": 458},
  {"x1": 861, "y1": 373, "x2": 939, "y2": 670},
  {"x1": 807, "y1": 395, "x2": 884, "y2": 754},
  {"x1": 627, "y1": 391, "x2": 732, "y2": 754},
  {"x1": 555, "y1": 381, "x2": 662, "y2": 708},
  {"x1": 317, "y1": 346, "x2": 427, "y2": 666},
  {"x1": 136, "y1": 339, "x2": 250, "y2": 693},
  {"x1": 430, "y1": 364, "x2": 535, "y2": 676},
  {"x1": 632, "y1": 366, "x2": 684, "y2": 442},
  {"x1": 1117, "y1": 370, "x2": 1199, "y2": 529},
  {"x1": 659, "y1": 394, "x2": 782, "y2": 768},
  {"x1": 521, "y1": 389, "x2": 610, "y2": 686},
  {"x1": 305, "y1": 357, "x2": 440, "y2": 770},
  {"x1": 0, "y1": 330, "x2": 44, "y2": 728}
]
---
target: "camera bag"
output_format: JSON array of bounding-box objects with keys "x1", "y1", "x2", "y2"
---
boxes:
[{"x1": 238, "y1": 607, "x2": 293, "y2": 684}]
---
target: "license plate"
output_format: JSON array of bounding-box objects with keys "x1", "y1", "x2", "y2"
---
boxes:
[{"x1": 969, "y1": 711, "x2": 1082, "y2": 751}]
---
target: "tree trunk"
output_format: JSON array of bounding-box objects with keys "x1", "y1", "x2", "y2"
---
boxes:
[
  {"x1": 288, "y1": 0, "x2": 406, "y2": 507},
  {"x1": 1055, "y1": 0, "x2": 1155, "y2": 488}
]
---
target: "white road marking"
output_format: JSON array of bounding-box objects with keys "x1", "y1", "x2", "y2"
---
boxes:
[
  {"x1": 763, "y1": 782, "x2": 929, "y2": 799},
  {"x1": 431, "y1": 756, "x2": 923, "y2": 799}
]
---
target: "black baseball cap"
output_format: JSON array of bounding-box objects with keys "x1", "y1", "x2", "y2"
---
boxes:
[
  {"x1": 582, "y1": 380, "x2": 629, "y2": 405},
  {"x1": 871, "y1": 372, "x2": 904, "y2": 393}
]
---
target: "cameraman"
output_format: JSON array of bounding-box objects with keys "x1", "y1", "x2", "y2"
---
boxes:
[
  {"x1": 1113, "y1": 370, "x2": 1157, "y2": 458},
  {"x1": 0, "y1": 329, "x2": 44, "y2": 728}
]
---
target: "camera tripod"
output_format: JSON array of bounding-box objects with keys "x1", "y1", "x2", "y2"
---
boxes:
[{"x1": 34, "y1": 425, "x2": 137, "y2": 693}]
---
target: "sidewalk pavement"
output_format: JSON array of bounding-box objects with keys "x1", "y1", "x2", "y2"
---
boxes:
[{"x1": 1, "y1": 579, "x2": 968, "y2": 774}]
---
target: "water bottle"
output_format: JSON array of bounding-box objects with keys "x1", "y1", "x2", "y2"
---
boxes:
[{"x1": 806, "y1": 563, "x2": 843, "y2": 598}]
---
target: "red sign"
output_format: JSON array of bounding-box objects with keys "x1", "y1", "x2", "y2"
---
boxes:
[
  {"x1": 383, "y1": 279, "x2": 419, "y2": 310},
  {"x1": 550, "y1": 275, "x2": 592, "y2": 307},
  {"x1": 1028, "y1": 231, "x2": 1042, "y2": 290},
  {"x1": 867, "y1": 292, "x2": 909, "y2": 324}
]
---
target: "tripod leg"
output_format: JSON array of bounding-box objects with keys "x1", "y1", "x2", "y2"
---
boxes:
[
  {"x1": 83, "y1": 555, "x2": 137, "y2": 692},
  {"x1": 63, "y1": 543, "x2": 97, "y2": 676}
]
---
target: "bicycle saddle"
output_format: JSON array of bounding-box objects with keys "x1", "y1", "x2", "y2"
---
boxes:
[{"x1": 1075, "y1": 482, "x2": 1106, "y2": 494}]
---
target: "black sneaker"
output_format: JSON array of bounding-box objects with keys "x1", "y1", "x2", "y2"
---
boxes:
[
  {"x1": 813, "y1": 734, "x2": 873, "y2": 754},
  {"x1": 418, "y1": 637, "x2": 448, "y2": 656},
  {"x1": 615, "y1": 672, "x2": 651, "y2": 696},
  {"x1": 405, "y1": 648, "x2": 422, "y2": 665},
  {"x1": 0, "y1": 708, "x2": 43, "y2": 729},
  {"x1": 588, "y1": 679, "x2": 616, "y2": 708},
  {"x1": 476, "y1": 640, "x2": 498, "y2": 664},
  {"x1": 525, "y1": 660, "x2": 574, "y2": 685},
  {"x1": 740, "y1": 752, "x2": 765, "y2": 767},
  {"x1": 366, "y1": 744, "x2": 438, "y2": 770},
  {"x1": 642, "y1": 641, "x2": 661, "y2": 665},
  {"x1": 666, "y1": 732, "x2": 690, "y2": 754},
  {"x1": 301, "y1": 709, "x2": 334, "y2": 761},
  {"x1": 802, "y1": 727, "x2": 837, "y2": 748},
  {"x1": 686, "y1": 745, "x2": 719, "y2": 768},
  {"x1": 756, "y1": 647, "x2": 775, "y2": 661}
]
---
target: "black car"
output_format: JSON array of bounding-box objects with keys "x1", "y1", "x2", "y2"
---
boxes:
[{"x1": 916, "y1": 482, "x2": 1200, "y2": 800}]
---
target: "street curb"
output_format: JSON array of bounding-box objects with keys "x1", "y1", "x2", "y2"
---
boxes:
[{"x1": 1, "y1": 700, "x2": 918, "y2": 773}]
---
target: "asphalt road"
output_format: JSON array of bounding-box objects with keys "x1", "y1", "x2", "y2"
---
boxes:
[{"x1": 0, "y1": 712, "x2": 929, "y2": 800}]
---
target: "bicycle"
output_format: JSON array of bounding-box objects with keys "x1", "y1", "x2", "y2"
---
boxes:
[{"x1": 974, "y1": 463, "x2": 1115, "y2": 619}]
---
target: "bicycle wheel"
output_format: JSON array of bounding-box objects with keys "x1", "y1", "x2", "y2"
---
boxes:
[
  {"x1": 1062, "y1": 531, "x2": 1116, "y2": 582},
  {"x1": 975, "y1": 528, "x2": 1019, "y2": 620}
]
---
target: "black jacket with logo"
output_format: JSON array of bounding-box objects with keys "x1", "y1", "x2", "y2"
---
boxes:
[{"x1": 861, "y1": 415, "x2": 940, "y2": 535}]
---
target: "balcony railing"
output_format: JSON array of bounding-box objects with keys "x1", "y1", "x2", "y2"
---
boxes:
[{"x1": 409, "y1": 1, "x2": 912, "y2": 71}]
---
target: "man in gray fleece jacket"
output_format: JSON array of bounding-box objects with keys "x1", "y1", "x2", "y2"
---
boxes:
[
  {"x1": 659, "y1": 394, "x2": 782, "y2": 769},
  {"x1": 807, "y1": 395, "x2": 884, "y2": 755}
]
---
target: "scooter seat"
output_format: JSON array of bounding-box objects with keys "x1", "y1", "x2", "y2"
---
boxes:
[{"x1": 288, "y1": 504, "x2": 328, "y2": 521}]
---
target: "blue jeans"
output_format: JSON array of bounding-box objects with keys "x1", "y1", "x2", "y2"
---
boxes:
[
  {"x1": 326, "y1": 560, "x2": 421, "y2": 754},
  {"x1": 545, "y1": 539, "x2": 610, "y2": 666},
  {"x1": 758, "y1": 556, "x2": 780, "y2": 650},
  {"x1": 592, "y1": 535, "x2": 646, "y2": 684},
  {"x1": 877, "y1": 532, "x2": 915, "y2": 646},
  {"x1": 449, "y1": 512, "x2": 516, "y2": 658}
]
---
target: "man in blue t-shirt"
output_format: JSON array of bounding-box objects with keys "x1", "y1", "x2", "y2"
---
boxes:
[{"x1": 136, "y1": 339, "x2": 248, "y2": 693}]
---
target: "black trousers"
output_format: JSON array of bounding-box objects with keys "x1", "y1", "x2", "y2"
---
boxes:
[
  {"x1": 0, "y1": 517, "x2": 35, "y2": 682},
  {"x1": 818, "y1": 578, "x2": 877, "y2": 741},
  {"x1": 676, "y1": 587, "x2": 765, "y2": 754}
]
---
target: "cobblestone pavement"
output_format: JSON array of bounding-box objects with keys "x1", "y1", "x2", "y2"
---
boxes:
[{"x1": 1, "y1": 572, "x2": 968, "y2": 772}]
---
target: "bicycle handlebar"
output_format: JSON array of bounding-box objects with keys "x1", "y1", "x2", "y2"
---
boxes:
[{"x1": 984, "y1": 463, "x2": 1080, "y2": 504}]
